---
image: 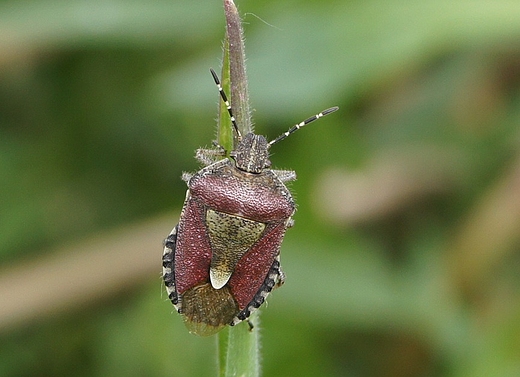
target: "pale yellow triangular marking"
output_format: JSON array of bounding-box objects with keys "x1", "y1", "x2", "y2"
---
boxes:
[{"x1": 206, "y1": 209, "x2": 265, "y2": 289}]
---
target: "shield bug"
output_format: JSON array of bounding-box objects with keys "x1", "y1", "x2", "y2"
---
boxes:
[{"x1": 162, "y1": 69, "x2": 338, "y2": 336}]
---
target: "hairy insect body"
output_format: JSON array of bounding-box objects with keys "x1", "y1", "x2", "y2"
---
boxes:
[
  {"x1": 162, "y1": 69, "x2": 338, "y2": 336},
  {"x1": 163, "y1": 141, "x2": 294, "y2": 336}
]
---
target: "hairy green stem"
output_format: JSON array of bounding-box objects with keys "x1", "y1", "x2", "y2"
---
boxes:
[{"x1": 216, "y1": 1, "x2": 260, "y2": 376}]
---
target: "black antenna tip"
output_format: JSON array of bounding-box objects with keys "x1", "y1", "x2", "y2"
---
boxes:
[
  {"x1": 322, "y1": 106, "x2": 339, "y2": 116},
  {"x1": 210, "y1": 68, "x2": 219, "y2": 84}
]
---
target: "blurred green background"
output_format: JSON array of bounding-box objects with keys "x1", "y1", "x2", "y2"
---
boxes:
[{"x1": 1, "y1": 0, "x2": 520, "y2": 376}]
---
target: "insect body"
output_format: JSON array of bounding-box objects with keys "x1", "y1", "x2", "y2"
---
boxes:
[{"x1": 162, "y1": 69, "x2": 338, "y2": 336}]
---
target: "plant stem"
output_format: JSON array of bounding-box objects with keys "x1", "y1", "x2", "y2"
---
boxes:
[
  {"x1": 223, "y1": 0, "x2": 252, "y2": 137},
  {"x1": 216, "y1": 1, "x2": 260, "y2": 376},
  {"x1": 217, "y1": 312, "x2": 260, "y2": 377}
]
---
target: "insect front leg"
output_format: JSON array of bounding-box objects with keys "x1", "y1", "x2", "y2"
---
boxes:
[
  {"x1": 273, "y1": 169, "x2": 296, "y2": 183},
  {"x1": 195, "y1": 144, "x2": 226, "y2": 166}
]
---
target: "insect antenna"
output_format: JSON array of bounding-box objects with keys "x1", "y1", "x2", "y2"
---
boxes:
[
  {"x1": 210, "y1": 68, "x2": 242, "y2": 140},
  {"x1": 269, "y1": 106, "x2": 339, "y2": 146}
]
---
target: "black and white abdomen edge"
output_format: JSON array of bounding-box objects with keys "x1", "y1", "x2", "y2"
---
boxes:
[
  {"x1": 162, "y1": 225, "x2": 180, "y2": 311},
  {"x1": 231, "y1": 254, "x2": 285, "y2": 325}
]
